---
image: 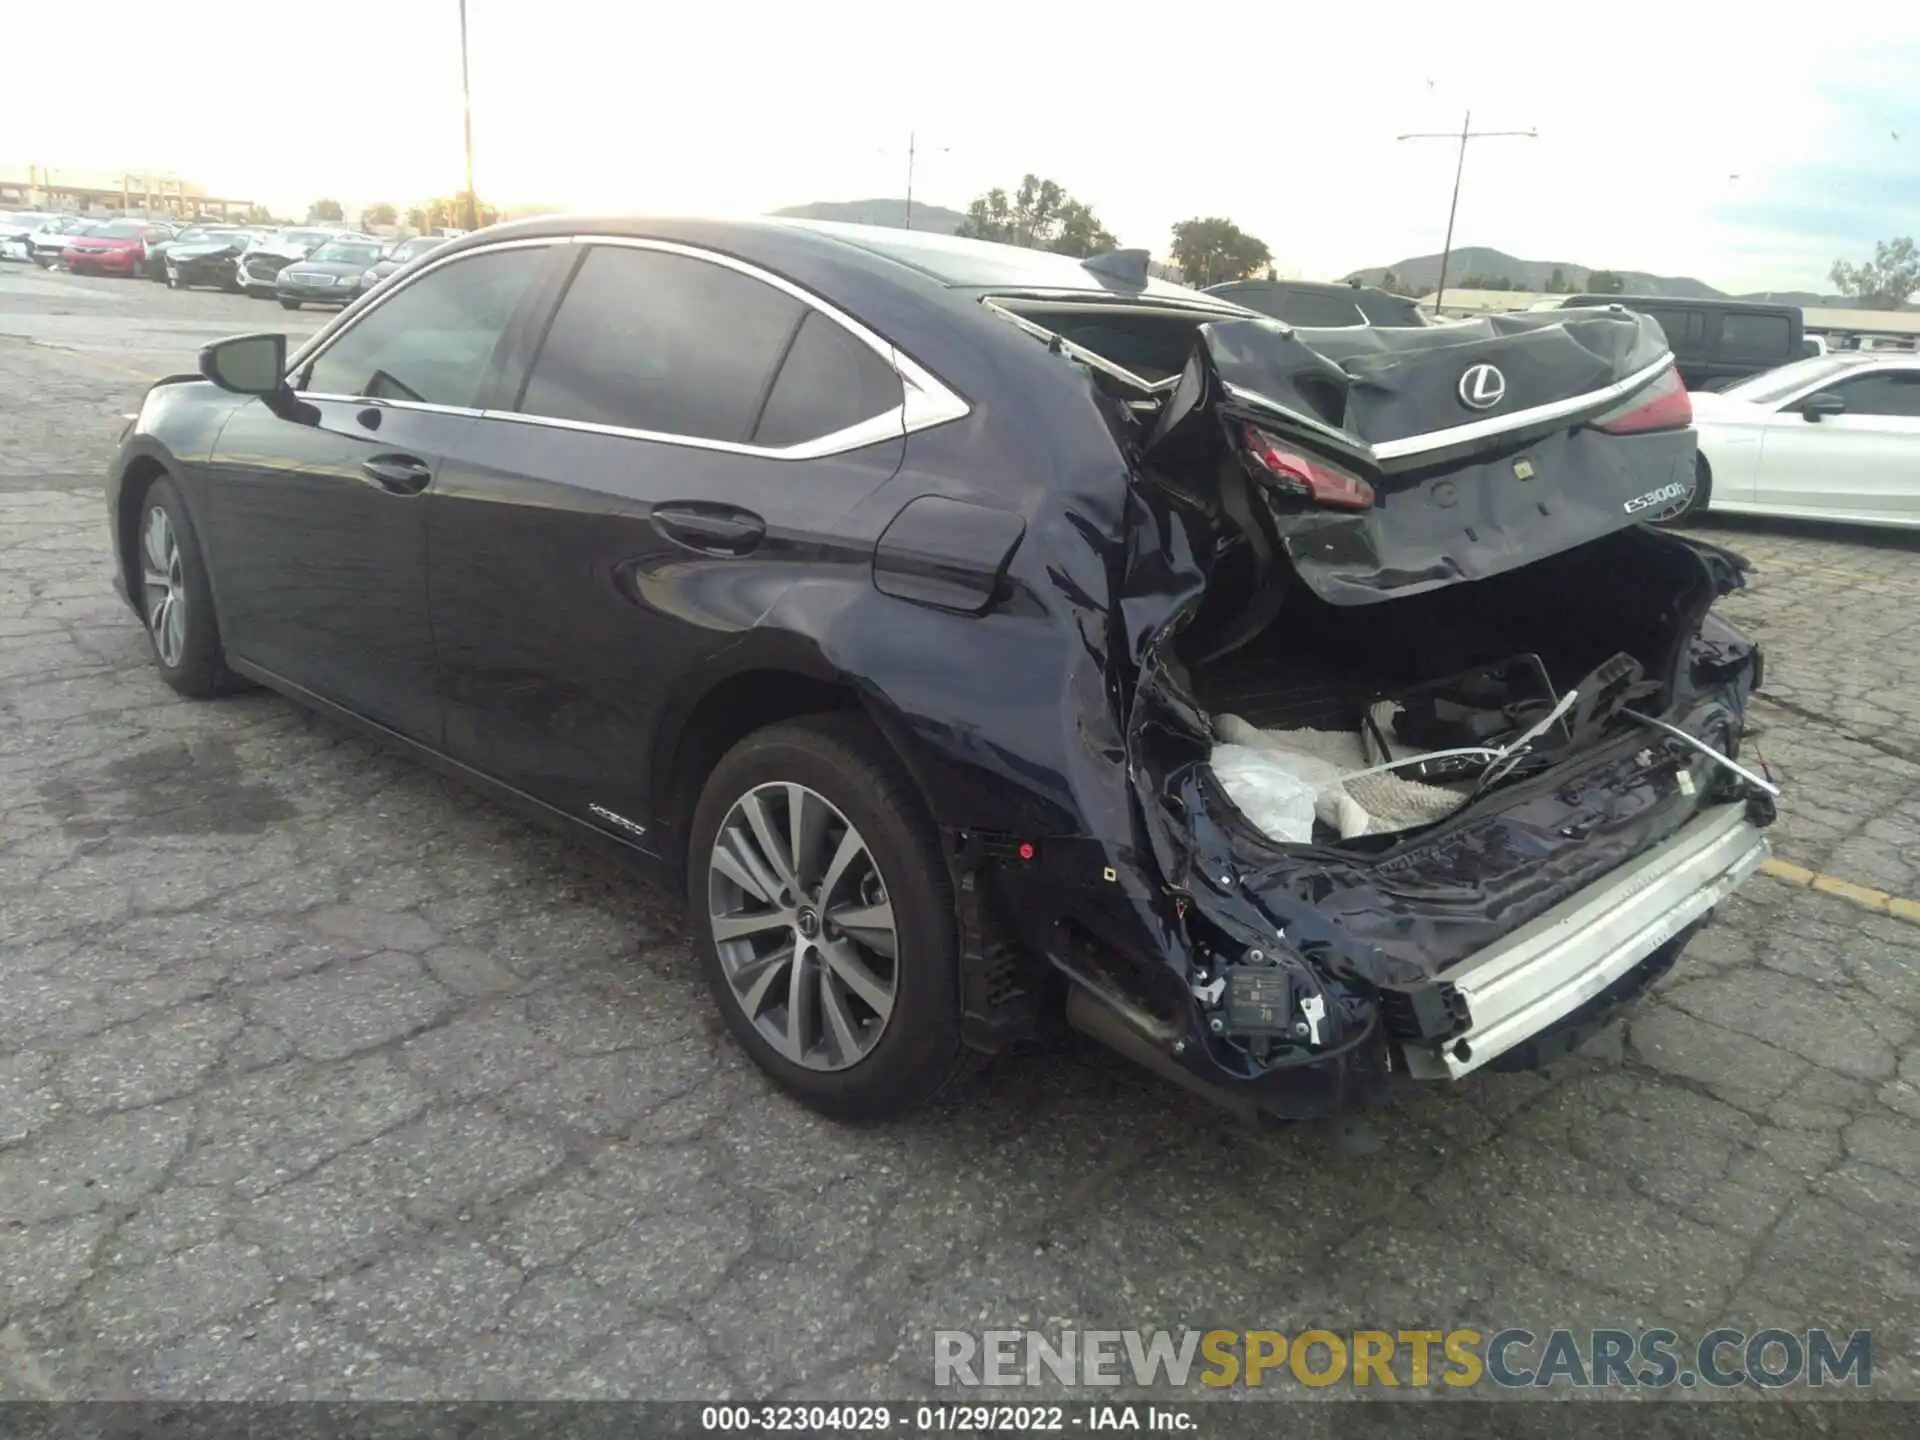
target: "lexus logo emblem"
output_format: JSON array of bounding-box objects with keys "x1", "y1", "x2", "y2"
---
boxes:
[{"x1": 1458, "y1": 364, "x2": 1507, "y2": 410}]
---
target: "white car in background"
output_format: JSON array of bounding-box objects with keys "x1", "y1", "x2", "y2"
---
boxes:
[{"x1": 1680, "y1": 354, "x2": 1920, "y2": 529}]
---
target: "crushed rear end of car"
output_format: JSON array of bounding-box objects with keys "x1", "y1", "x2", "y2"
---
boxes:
[{"x1": 977, "y1": 297, "x2": 1777, "y2": 1119}]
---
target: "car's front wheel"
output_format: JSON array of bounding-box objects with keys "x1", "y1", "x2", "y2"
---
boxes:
[
  {"x1": 136, "y1": 477, "x2": 238, "y2": 698},
  {"x1": 279, "y1": 299, "x2": 300, "y2": 310},
  {"x1": 688, "y1": 715, "x2": 967, "y2": 1121}
]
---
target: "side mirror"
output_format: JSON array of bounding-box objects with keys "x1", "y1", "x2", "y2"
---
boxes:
[
  {"x1": 1801, "y1": 391, "x2": 1846, "y2": 422},
  {"x1": 199, "y1": 333, "x2": 288, "y2": 396}
]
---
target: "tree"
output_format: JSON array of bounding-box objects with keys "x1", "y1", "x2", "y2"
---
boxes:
[
  {"x1": 954, "y1": 175, "x2": 1117, "y2": 257},
  {"x1": 1380, "y1": 269, "x2": 1404, "y2": 295},
  {"x1": 1460, "y1": 274, "x2": 1515, "y2": 290},
  {"x1": 1829, "y1": 237, "x2": 1920, "y2": 310},
  {"x1": 1585, "y1": 269, "x2": 1626, "y2": 294},
  {"x1": 1546, "y1": 266, "x2": 1569, "y2": 293},
  {"x1": 362, "y1": 202, "x2": 398, "y2": 228},
  {"x1": 307, "y1": 198, "x2": 345, "y2": 223},
  {"x1": 243, "y1": 204, "x2": 274, "y2": 224},
  {"x1": 1169, "y1": 217, "x2": 1273, "y2": 287}
]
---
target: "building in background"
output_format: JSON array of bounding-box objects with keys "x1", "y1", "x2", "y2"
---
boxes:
[{"x1": 0, "y1": 163, "x2": 252, "y2": 219}]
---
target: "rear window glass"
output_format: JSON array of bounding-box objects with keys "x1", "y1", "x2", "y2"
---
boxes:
[
  {"x1": 751, "y1": 311, "x2": 902, "y2": 448},
  {"x1": 1229, "y1": 288, "x2": 1365, "y2": 327},
  {"x1": 1718, "y1": 312, "x2": 1793, "y2": 360}
]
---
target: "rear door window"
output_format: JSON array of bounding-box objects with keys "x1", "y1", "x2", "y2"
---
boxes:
[
  {"x1": 1716, "y1": 312, "x2": 1793, "y2": 361},
  {"x1": 517, "y1": 245, "x2": 804, "y2": 443}
]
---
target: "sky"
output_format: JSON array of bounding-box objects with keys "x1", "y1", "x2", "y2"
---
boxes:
[{"x1": 8, "y1": 2, "x2": 1920, "y2": 293}]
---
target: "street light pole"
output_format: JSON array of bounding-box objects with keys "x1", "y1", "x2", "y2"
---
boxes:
[
  {"x1": 1396, "y1": 110, "x2": 1537, "y2": 314},
  {"x1": 458, "y1": 0, "x2": 478, "y2": 231},
  {"x1": 905, "y1": 131, "x2": 915, "y2": 231}
]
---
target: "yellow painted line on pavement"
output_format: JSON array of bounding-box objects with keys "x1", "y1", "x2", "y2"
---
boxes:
[{"x1": 1761, "y1": 856, "x2": 1920, "y2": 925}]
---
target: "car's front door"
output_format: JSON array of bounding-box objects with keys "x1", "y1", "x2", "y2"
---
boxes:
[
  {"x1": 1751, "y1": 368, "x2": 1920, "y2": 523},
  {"x1": 427, "y1": 238, "x2": 913, "y2": 845},
  {"x1": 195, "y1": 240, "x2": 556, "y2": 743}
]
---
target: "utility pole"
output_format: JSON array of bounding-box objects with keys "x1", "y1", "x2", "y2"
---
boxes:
[
  {"x1": 1396, "y1": 110, "x2": 1537, "y2": 314},
  {"x1": 458, "y1": 0, "x2": 478, "y2": 231},
  {"x1": 889, "y1": 132, "x2": 949, "y2": 231}
]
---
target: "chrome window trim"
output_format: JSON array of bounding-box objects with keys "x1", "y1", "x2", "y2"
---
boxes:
[{"x1": 288, "y1": 232, "x2": 971, "y2": 460}]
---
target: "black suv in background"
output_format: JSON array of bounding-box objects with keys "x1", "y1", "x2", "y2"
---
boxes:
[
  {"x1": 1205, "y1": 279, "x2": 1429, "y2": 327},
  {"x1": 1533, "y1": 295, "x2": 1805, "y2": 391}
]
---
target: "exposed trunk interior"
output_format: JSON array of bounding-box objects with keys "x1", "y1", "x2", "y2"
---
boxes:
[
  {"x1": 1168, "y1": 525, "x2": 1719, "y2": 850},
  {"x1": 1184, "y1": 525, "x2": 1713, "y2": 729}
]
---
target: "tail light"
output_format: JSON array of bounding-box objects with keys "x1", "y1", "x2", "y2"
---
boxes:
[
  {"x1": 1591, "y1": 365, "x2": 1691, "y2": 435},
  {"x1": 1240, "y1": 423, "x2": 1375, "y2": 510}
]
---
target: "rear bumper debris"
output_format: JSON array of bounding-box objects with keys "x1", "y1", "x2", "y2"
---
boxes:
[{"x1": 1397, "y1": 802, "x2": 1769, "y2": 1079}]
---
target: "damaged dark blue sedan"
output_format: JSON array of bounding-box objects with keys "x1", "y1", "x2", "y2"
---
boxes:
[{"x1": 104, "y1": 217, "x2": 1778, "y2": 1123}]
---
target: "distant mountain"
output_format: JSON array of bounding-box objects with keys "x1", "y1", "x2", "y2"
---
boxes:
[
  {"x1": 1342, "y1": 246, "x2": 1726, "y2": 299},
  {"x1": 772, "y1": 198, "x2": 970, "y2": 235}
]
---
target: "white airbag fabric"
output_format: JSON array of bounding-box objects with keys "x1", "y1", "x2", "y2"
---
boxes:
[{"x1": 1211, "y1": 714, "x2": 1467, "y2": 842}]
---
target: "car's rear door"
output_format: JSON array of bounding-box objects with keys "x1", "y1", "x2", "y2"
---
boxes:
[
  {"x1": 427, "y1": 237, "x2": 910, "y2": 846},
  {"x1": 1750, "y1": 367, "x2": 1920, "y2": 523},
  {"x1": 196, "y1": 239, "x2": 558, "y2": 742}
]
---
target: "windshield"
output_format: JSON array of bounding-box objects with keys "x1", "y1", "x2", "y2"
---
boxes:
[
  {"x1": 1721, "y1": 355, "x2": 1872, "y2": 405},
  {"x1": 83, "y1": 221, "x2": 145, "y2": 239},
  {"x1": 282, "y1": 229, "x2": 333, "y2": 248},
  {"x1": 394, "y1": 236, "x2": 441, "y2": 262},
  {"x1": 311, "y1": 241, "x2": 382, "y2": 266}
]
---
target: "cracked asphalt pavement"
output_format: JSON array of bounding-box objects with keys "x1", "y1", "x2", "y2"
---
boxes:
[{"x1": 3, "y1": 263, "x2": 1919, "y2": 1406}]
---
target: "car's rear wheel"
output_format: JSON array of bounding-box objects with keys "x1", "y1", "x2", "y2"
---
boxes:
[
  {"x1": 1647, "y1": 455, "x2": 1712, "y2": 526},
  {"x1": 688, "y1": 715, "x2": 966, "y2": 1121},
  {"x1": 137, "y1": 477, "x2": 238, "y2": 698}
]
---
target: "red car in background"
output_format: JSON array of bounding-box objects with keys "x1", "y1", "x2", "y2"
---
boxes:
[{"x1": 61, "y1": 219, "x2": 176, "y2": 276}]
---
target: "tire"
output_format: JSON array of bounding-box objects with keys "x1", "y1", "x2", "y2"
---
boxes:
[
  {"x1": 135, "y1": 477, "x2": 240, "y2": 698},
  {"x1": 279, "y1": 299, "x2": 300, "y2": 310},
  {"x1": 688, "y1": 714, "x2": 966, "y2": 1121},
  {"x1": 1648, "y1": 455, "x2": 1712, "y2": 527}
]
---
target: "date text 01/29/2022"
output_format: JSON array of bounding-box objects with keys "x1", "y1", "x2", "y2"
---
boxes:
[{"x1": 699, "y1": 1404, "x2": 1194, "y2": 1432}]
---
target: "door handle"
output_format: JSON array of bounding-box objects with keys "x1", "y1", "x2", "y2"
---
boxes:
[
  {"x1": 651, "y1": 501, "x2": 766, "y2": 557},
  {"x1": 359, "y1": 453, "x2": 432, "y2": 495}
]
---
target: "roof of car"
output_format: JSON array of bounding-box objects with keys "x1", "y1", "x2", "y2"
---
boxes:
[
  {"x1": 437, "y1": 213, "x2": 1226, "y2": 303},
  {"x1": 1562, "y1": 293, "x2": 1802, "y2": 315}
]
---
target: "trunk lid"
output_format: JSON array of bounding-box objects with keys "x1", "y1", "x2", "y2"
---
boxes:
[{"x1": 1144, "y1": 306, "x2": 1696, "y2": 606}]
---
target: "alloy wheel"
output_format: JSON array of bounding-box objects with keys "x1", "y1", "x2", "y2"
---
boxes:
[
  {"x1": 707, "y1": 781, "x2": 899, "y2": 1071},
  {"x1": 141, "y1": 506, "x2": 187, "y2": 668}
]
